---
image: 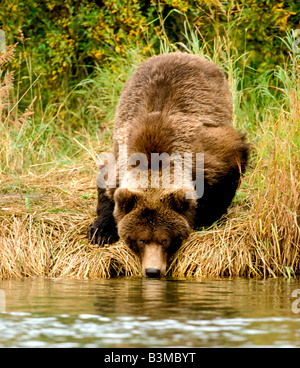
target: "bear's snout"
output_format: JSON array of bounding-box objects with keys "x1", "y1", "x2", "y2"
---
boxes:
[{"x1": 142, "y1": 243, "x2": 167, "y2": 277}]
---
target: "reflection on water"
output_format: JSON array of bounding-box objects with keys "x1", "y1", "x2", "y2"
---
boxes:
[{"x1": 0, "y1": 277, "x2": 300, "y2": 347}]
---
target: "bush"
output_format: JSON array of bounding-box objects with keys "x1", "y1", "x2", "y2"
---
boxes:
[{"x1": 1, "y1": 0, "x2": 299, "y2": 93}]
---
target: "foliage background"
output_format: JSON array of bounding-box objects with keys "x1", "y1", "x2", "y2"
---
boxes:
[{"x1": 1, "y1": 0, "x2": 299, "y2": 93}]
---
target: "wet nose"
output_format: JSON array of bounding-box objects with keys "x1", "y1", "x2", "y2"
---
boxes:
[{"x1": 145, "y1": 268, "x2": 161, "y2": 278}]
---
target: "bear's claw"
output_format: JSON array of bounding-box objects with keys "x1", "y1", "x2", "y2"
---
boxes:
[{"x1": 88, "y1": 218, "x2": 119, "y2": 246}]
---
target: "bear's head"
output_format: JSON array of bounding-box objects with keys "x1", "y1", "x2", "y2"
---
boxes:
[{"x1": 113, "y1": 187, "x2": 196, "y2": 277}]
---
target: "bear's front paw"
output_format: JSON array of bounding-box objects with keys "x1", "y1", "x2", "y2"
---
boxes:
[{"x1": 88, "y1": 217, "x2": 119, "y2": 246}]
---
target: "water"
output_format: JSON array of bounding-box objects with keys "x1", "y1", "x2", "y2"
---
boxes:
[{"x1": 0, "y1": 277, "x2": 300, "y2": 347}]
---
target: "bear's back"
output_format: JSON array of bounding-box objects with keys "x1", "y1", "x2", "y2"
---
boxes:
[{"x1": 114, "y1": 52, "x2": 233, "y2": 148}]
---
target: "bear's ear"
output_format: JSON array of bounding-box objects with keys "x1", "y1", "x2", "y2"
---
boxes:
[
  {"x1": 164, "y1": 189, "x2": 196, "y2": 227},
  {"x1": 114, "y1": 188, "x2": 138, "y2": 220}
]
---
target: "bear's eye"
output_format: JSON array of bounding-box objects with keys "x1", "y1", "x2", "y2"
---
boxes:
[
  {"x1": 138, "y1": 239, "x2": 147, "y2": 245},
  {"x1": 161, "y1": 239, "x2": 168, "y2": 246}
]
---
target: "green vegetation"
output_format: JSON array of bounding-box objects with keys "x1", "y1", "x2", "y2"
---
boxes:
[{"x1": 0, "y1": 1, "x2": 299, "y2": 278}]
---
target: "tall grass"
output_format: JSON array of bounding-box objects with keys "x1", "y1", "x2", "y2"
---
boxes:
[{"x1": 0, "y1": 20, "x2": 299, "y2": 278}]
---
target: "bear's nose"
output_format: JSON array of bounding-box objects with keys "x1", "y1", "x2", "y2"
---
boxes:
[{"x1": 145, "y1": 268, "x2": 161, "y2": 278}]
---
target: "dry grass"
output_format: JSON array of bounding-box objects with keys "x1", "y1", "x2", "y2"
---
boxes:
[
  {"x1": 0, "y1": 44, "x2": 299, "y2": 279},
  {"x1": 170, "y1": 107, "x2": 300, "y2": 278},
  {"x1": 0, "y1": 166, "x2": 141, "y2": 279},
  {"x1": 0, "y1": 114, "x2": 298, "y2": 279}
]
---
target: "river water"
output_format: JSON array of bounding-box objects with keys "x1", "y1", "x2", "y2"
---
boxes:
[{"x1": 0, "y1": 277, "x2": 299, "y2": 347}]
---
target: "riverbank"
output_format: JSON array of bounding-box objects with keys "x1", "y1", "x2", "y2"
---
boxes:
[{"x1": 0, "y1": 31, "x2": 299, "y2": 279}]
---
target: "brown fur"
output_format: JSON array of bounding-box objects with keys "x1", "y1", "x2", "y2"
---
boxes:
[{"x1": 89, "y1": 52, "x2": 249, "y2": 276}]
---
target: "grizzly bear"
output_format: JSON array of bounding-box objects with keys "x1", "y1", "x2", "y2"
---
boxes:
[{"x1": 89, "y1": 52, "x2": 249, "y2": 277}]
